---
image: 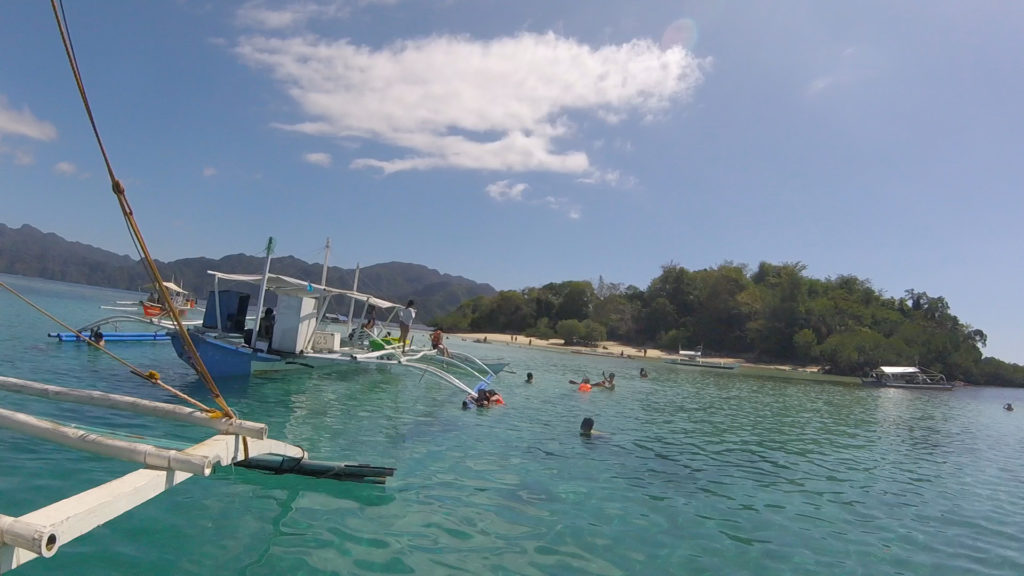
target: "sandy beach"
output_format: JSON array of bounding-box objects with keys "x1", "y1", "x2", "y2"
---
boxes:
[
  {"x1": 449, "y1": 332, "x2": 711, "y2": 362},
  {"x1": 446, "y1": 332, "x2": 833, "y2": 378}
]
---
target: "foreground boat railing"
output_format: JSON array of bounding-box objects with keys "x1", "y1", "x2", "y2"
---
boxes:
[
  {"x1": 0, "y1": 376, "x2": 266, "y2": 438},
  {"x1": 0, "y1": 376, "x2": 394, "y2": 572}
]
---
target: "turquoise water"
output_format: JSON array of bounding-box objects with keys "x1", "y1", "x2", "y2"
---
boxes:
[{"x1": 2, "y1": 273, "x2": 1023, "y2": 575}]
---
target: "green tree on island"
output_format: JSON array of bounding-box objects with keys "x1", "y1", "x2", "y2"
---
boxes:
[{"x1": 432, "y1": 260, "x2": 1023, "y2": 387}]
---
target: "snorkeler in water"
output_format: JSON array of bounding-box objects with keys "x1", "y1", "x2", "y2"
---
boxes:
[{"x1": 580, "y1": 417, "x2": 597, "y2": 437}]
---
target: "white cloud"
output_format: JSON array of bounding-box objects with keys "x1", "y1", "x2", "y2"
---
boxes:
[
  {"x1": 806, "y1": 45, "x2": 872, "y2": 97},
  {"x1": 1, "y1": 147, "x2": 34, "y2": 165},
  {"x1": 237, "y1": 0, "x2": 397, "y2": 30},
  {"x1": 237, "y1": 1, "x2": 346, "y2": 30},
  {"x1": 203, "y1": 166, "x2": 218, "y2": 176},
  {"x1": 538, "y1": 195, "x2": 581, "y2": 219},
  {"x1": 486, "y1": 179, "x2": 528, "y2": 202},
  {"x1": 235, "y1": 31, "x2": 707, "y2": 175},
  {"x1": 53, "y1": 161, "x2": 77, "y2": 175},
  {"x1": 0, "y1": 96, "x2": 57, "y2": 142},
  {"x1": 303, "y1": 152, "x2": 332, "y2": 167},
  {"x1": 806, "y1": 76, "x2": 834, "y2": 95}
]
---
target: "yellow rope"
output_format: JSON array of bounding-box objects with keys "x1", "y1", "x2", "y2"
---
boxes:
[
  {"x1": 1, "y1": 282, "x2": 215, "y2": 414},
  {"x1": 49, "y1": 0, "x2": 235, "y2": 419}
]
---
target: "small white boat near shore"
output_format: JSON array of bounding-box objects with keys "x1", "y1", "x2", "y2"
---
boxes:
[
  {"x1": 861, "y1": 366, "x2": 954, "y2": 390},
  {"x1": 663, "y1": 347, "x2": 740, "y2": 370}
]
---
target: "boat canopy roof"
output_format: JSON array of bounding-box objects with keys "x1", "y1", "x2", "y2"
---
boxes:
[
  {"x1": 206, "y1": 271, "x2": 399, "y2": 309},
  {"x1": 877, "y1": 366, "x2": 921, "y2": 374},
  {"x1": 141, "y1": 281, "x2": 189, "y2": 294}
]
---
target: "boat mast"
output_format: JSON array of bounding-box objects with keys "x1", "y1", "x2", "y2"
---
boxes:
[
  {"x1": 347, "y1": 263, "x2": 360, "y2": 335},
  {"x1": 312, "y1": 237, "x2": 332, "y2": 328},
  {"x1": 251, "y1": 237, "x2": 274, "y2": 346},
  {"x1": 321, "y1": 237, "x2": 330, "y2": 286}
]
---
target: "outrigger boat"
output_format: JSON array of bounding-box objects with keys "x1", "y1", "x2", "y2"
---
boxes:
[
  {"x1": 102, "y1": 280, "x2": 199, "y2": 319},
  {"x1": 47, "y1": 313, "x2": 203, "y2": 343},
  {"x1": 139, "y1": 281, "x2": 198, "y2": 318},
  {"x1": 663, "y1": 346, "x2": 740, "y2": 370},
  {"x1": 1, "y1": 6, "x2": 394, "y2": 571},
  {"x1": 168, "y1": 242, "x2": 498, "y2": 397},
  {"x1": 861, "y1": 366, "x2": 954, "y2": 390}
]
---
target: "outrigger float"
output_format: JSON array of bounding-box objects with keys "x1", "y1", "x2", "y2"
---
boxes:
[{"x1": 46, "y1": 314, "x2": 202, "y2": 343}]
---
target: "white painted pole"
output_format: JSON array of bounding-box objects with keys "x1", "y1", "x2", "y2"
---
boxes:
[
  {"x1": 213, "y1": 273, "x2": 222, "y2": 331},
  {"x1": 321, "y1": 237, "x2": 330, "y2": 286},
  {"x1": 0, "y1": 376, "x2": 266, "y2": 439},
  {"x1": 0, "y1": 515, "x2": 59, "y2": 558},
  {"x1": 251, "y1": 236, "x2": 274, "y2": 345},
  {"x1": 347, "y1": 263, "x2": 360, "y2": 336},
  {"x1": 0, "y1": 407, "x2": 214, "y2": 477}
]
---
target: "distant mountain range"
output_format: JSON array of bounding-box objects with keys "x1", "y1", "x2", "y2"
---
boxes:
[{"x1": 0, "y1": 223, "x2": 496, "y2": 322}]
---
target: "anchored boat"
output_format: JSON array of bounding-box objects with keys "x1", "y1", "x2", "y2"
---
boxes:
[
  {"x1": 1, "y1": 6, "x2": 394, "y2": 571},
  {"x1": 168, "y1": 245, "x2": 498, "y2": 397},
  {"x1": 664, "y1": 347, "x2": 740, "y2": 370},
  {"x1": 861, "y1": 366, "x2": 954, "y2": 390}
]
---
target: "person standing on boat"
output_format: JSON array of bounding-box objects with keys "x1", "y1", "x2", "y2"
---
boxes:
[
  {"x1": 399, "y1": 300, "x2": 416, "y2": 352},
  {"x1": 258, "y1": 307, "x2": 275, "y2": 348}
]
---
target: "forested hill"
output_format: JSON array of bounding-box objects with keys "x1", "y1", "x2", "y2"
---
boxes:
[
  {"x1": 0, "y1": 223, "x2": 496, "y2": 321},
  {"x1": 434, "y1": 262, "x2": 1024, "y2": 387}
]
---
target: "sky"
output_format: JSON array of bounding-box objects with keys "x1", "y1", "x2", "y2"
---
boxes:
[{"x1": 1, "y1": 1, "x2": 1022, "y2": 363}]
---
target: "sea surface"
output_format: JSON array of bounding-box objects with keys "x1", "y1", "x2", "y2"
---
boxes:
[{"x1": 2, "y1": 273, "x2": 1023, "y2": 575}]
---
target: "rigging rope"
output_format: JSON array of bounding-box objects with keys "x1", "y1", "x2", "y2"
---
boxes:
[
  {"x1": 0, "y1": 282, "x2": 215, "y2": 414},
  {"x1": 50, "y1": 0, "x2": 235, "y2": 419}
]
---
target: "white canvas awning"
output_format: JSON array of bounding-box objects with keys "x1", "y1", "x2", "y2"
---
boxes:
[
  {"x1": 206, "y1": 271, "x2": 399, "y2": 308},
  {"x1": 141, "y1": 281, "x2": 188, "y2": 294},
  {"x1": 878, "y1": 366, "x2": 921, "y2": 374}
]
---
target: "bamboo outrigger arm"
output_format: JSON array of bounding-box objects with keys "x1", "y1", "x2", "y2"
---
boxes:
[
  {"x1": 0, "y1": 431, "x2": 306, "y2": 572},
  {"x1": 0, "y1": 377, "x2": 267, "y2": 439}
]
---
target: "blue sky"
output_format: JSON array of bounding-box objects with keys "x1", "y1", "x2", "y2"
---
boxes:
[{"x1": 2, "y1": 1, "x2": 1022, "y2": 363}]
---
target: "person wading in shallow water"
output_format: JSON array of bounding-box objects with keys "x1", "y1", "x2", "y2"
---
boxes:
[
  {"x1": 593, "y1": 372, "x2": 616, "y2": 390},
  {"x1": 580, "y1": 417, "x2": 604, "y2": 437}
]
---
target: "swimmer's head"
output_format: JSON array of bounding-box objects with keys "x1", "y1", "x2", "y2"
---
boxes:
[{"x1": 580, "y1": 417, "x2": 595, "y2": 435}]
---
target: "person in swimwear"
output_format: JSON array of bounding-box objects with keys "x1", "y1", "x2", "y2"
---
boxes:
[
  {"x1": 593, "y1": 372, "x2": 616, "y2": 390},
  {"x1": 430, "y1": 328, "x2": 451, "y2": 357},
  {"x1": 570, "y1": 376, "x2": 592, "y2": 392},
  {"x1": 463, "y1": 387, "x2": 503, "y2": 408},
  {"x1": 580, "y1": 417, "x2": 597, "y2": 437},
  {"x1": 640, "y1": 367, "x2": 648, "y2": 378},
  {"x1": 525, "y1": 372, "x2": 534, "y2": 384}
]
